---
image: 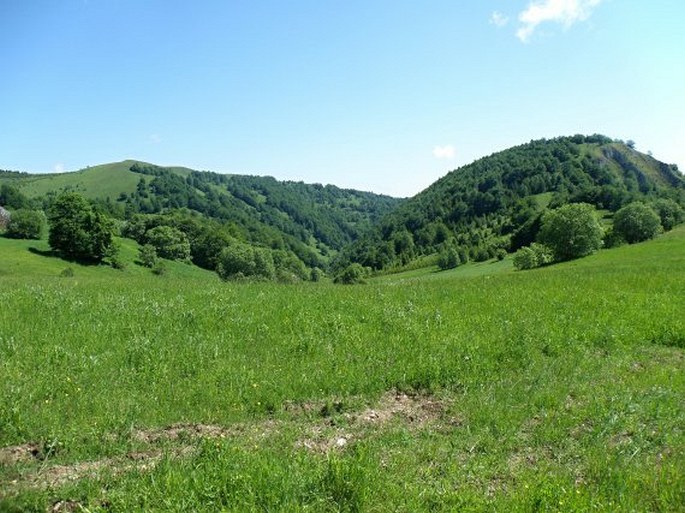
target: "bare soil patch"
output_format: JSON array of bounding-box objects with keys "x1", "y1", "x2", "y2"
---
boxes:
[
  {"x1": 0, "y1": 443, "x2": 41, "y2": 465},
  {"x1": 296, "y1": 390, "x2": 452, "y2": 453},
  {"x1": 1, "y1": 390, "x2": 451, "y2": 494}
]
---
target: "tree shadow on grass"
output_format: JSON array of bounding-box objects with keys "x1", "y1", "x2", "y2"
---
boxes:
[{"x1": 27, "y1": 246, "x2": 100, "y2": 266}]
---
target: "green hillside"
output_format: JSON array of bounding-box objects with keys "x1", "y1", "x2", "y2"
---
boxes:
[
  {"x1": 0, "y1": 236, "x2": 218, "y2": 282},
  {"x1": 340, "y1": 134, "x2": 685, "y2": 271},
  {"x1": 1, "y1": 225, "x2": 683, "y2": 511},
  {"x1": 0, "y1": 161, "x2": 403, "y2": 275},
  {"x1": 0, "y1": 161, "x2": 146, "y2": 201}
]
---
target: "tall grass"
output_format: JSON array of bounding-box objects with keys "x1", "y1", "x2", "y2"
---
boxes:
[{"x1": 1, "y1": 228, "x2": 684, "y2": 511}]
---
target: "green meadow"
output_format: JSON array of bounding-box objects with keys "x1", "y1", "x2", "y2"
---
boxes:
[{"x1": 1, "y1": 228, "x2": 684, "y2": 511}]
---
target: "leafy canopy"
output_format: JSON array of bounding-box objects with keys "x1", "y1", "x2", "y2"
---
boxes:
[
  {"x1": 613, "y1": 202, "x2": 661, "y2": 244},
  {"x1": 48, "y1": 192, "x2": 117, "y2": 262},
  {"x1": 538, "y1": 203, "x2": 603, "y2": 261},
  {"x1": 5, "y1": 209, "x2": 44, "y2": 239},
  {"x1": 145, "y1": 225, "x2": 191, "y2": 261}
]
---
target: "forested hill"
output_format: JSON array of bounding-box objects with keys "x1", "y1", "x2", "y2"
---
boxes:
[
  {"x1": 339, "y1": 134, "x2": 685, "y2": 271},
  {"x1": 0, "y1": 161, "x2": 401, "y2": 271}
]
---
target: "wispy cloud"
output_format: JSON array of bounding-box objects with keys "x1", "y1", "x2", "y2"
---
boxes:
[
  {"x1": 433, "y1": 145, "x2": 456, "y2": 160},
  {"x1": 516, "y1": 0, "x2": 603, "y2": 42},
  {"x1": 490, "y1": 11, "x2": 509, "y2": 28},
  {"x1": 149, "y1": 133, "x2": 162, "y2": 144},
  {"x1": 53, "y1": 163, "x2": 65, "y2": 173}
]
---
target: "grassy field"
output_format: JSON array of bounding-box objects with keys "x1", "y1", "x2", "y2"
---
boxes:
[{"x1": 0, "y1": 229, "x2": 683, "y2": 511}]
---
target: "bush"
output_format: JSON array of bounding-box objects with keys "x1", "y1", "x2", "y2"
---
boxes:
[
  {"x1": 0, "y1": 184, "x2": 29, "y2": 210},
  {"x1": 513, "y1": 243, "x2": 553, "y2": 270},
  {"x1": 495, "y1": 248, "x2": 507, "y2": 261},
  {"x1": 437, "y1": 247, "x2": 460, "y2": 270},
  {"x1": 216, "y1": 243, "x2": 275, "y2": 281},
  {"x1": 538, "y1": 203, "x2": 603, "y2": 261},
  {"x1": 650, "y1": 199, "x2": 685, "y2": 231},
  {"x1": 310, "y1": 267, "x2": 324, "y2": 282},
  {"x1": 334, "y1": 263, "x2": 367, "y2": 284},
  {"x1": 145, "y1": 226, "x2": 191, "y2": 261},
  {"x1": 138, "y1": 244, "x2": 158, "y2": 268},
  {"x1": 48, "y1": 192, "x2": 117, "y2": 262},
  {"x1": 602, "y1": 227, "x2": 625, "y2": 249},
  {"x1": 272, "y1": 250, "x2": 308, "y2": 282},
  {"x1": 613, "y1": 202, "x2": 661, "y2": 243},
  {"x1": 60, "y1": 267, "x2": 74, "y2": 278},
  {"x1": 513, "y1": 247, "x2": 536, "y2": 270},
  {"x1": 151, "y1": 261, "x2": 167, "y2": 276},
  {"x1": 5, "y1": 209, "x2": 44, "y2": 239},
  {"x1": 110, "y1": 253, "x2": 126, "y2": 270}
]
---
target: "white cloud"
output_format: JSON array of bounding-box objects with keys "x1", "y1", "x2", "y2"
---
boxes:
[
  {"x1": 516, "y1": 0, "x2": 602, "y2": 42},
  {"x1": 149, "y1": 133, "x2": 162, "y2": 144},
  {"x1": 432, "y1": 145, "x2": 456, "y2": 159},
  {"x1": 53, "y1": 163, "x2": 65, "y2": 173},
  {"x1": 490, "y1": 11, "x2": 509, "y2": 27}
]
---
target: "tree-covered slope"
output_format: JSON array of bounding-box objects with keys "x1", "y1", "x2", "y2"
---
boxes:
[
  {"x1": 340, "y1": 135, "x2": 685, "y2": 271},
  {"x1": 0, "y1": 161, "x2": 402, "y2": 270}
]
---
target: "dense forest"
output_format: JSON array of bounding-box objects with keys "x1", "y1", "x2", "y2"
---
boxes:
[{"x1": 337, "y1": 135, "x2": 685, "y2": 272}]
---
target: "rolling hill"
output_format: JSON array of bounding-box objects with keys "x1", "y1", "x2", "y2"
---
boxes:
[
  {"x1": 340, "y1": 134, "x2": 685, "y2": 271},
  {"x1": 3, "y1": 134, "x2": 684, "y2": 279}
]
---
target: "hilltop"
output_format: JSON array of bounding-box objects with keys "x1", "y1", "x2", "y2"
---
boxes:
[{"x1": 340, "y1": 134, "x2": 684, "y2": 271}]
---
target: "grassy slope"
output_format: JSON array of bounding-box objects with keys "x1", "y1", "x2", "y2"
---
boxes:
[
  {"x1": 1, "y1": 161, "x2": 196, "y2": 201},
  {"x1": 0, "y1": 236, "x2": 217, "y2": 282},
  {"x1": 0, "y1": 229, "x2": 683, "y2": 511},
  {"x1": 6, "y1": 161, "x2": 142, "y2": 200}
]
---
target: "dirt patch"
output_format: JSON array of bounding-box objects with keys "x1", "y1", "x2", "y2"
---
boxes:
[
  {"x1": 353, "y1": 391, "x2": 446, "y2": 425},
  {"x1": 131, "y1": 423, "x2": 236, "y2": 444},
  {"x1": 0, "y1": 442, "x2": 41, "y2": 465},
  {"x1": 3, "y1": 447, "x2": 194, "y2": 494},
  {"x1": 507, "y1": 445, "x2": 553, "y2": 471},
  {"x1": 296, "y1": 390, "x2": 451, "y2": 453},
  {"x1": 49, "y1": 499, "x2": 85, "y2": 512},
  {"x1": 1, "y1": 390, "x2": 452, "y2": 494},
  {"x1": 608, "y1": 430, "x2": 634, "y2": 448}
]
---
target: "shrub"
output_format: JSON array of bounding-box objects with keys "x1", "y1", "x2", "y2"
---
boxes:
[
  {"x1": 216, "y1": 243, "x2": 275, "y2": 281},
  {"x1": 538, "y1": 203, "x2": 603, "y2": 261},
  {"x1": 310, "y1": 267, "x2": 324, "y2": 282},
  {"x1": 5, "y1": 209, "x2": 44, "y2": 239},
  {"x1": 334, "y1": 263, "x2": 367, "y2": 284},
  {"x1": 145, "y1": 226, "x2": 191, "y2": 261},
  {"x1": 495, "y1": 248, "x2": 507, "y2": 261},
  {"x1": 110, "y1": 254, "x2": 126, "y2": 270},
  {"x1": 613, "y1": 202, "x2": 661, "y2": 243},
  {"x1": 473, "y1": 246, "x2": 490, "y2": 262},
  {"x1": 650, "y1": 199, "x2": 685, "y2": 231},
  {"x1": 138, "y1": 244, "x2": 158, "y2": 268},
  {"x1": 513, "y1": 243, "x2": 553, "y2": 270},
  {"x1": 602, "y1": 227, "x2": 625, "y2": 249},
  {"x1": 48, "y1": 192, "x2": 117, "y2": 262},
  {"x1": 437, "y1": 247, "x2": 460, "y2": 270},
  {"x1": 59, "y1": 267, "x2": 74, "y2": 278},
  {"x1": 513, "y1": 247, "x2": 536, "y2": 270},
  {"x1": 0, "y1": 184, "x2": 29, "y2": 210},
  {"x1": 272, "y1": 250, "x2": 308, "y2": 282},
  {"x1": 151, "y1": 261, "x2": 167, "y2": 276}
]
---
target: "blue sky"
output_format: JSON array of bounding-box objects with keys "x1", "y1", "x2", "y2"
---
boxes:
[{"x1": 1, "y1": 1, "x2": 683, "y2": 197}]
